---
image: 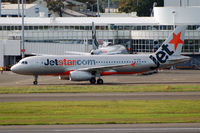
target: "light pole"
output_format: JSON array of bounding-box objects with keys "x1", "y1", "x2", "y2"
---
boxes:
[
  {"x1": 151, "y1": 2, "x2": 157, "y2": 17},
  {"x1": 21, "y1": 0, "x2": 25, "y2": 58},
  {"x1": 97, "y1": 0, "x2": 100, "y2": 17},
  {"x1": 91, "y1": 4, "x2": 93, "y2": 12},
  {"x1": 18, "y1": 0, "x2": 20, "y2": 17},
  {"x1": 108, "y1": 0, "x2": 110, "y2": 13},
  {"x1": 0, "y1": 0, "x2": 1, "y2": 17},
  {"x1": 172, "y1": 11, "x2": 176, "y2": 30}
]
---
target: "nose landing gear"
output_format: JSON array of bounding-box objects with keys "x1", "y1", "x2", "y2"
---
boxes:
[{"x1": 33, "y1": 75, "x2": 38, "y2": 85}]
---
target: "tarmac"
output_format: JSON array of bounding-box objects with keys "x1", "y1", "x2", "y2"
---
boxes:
[
  {"x1": 0, "y1": 124, "x2": 200, "y2": 133},
  {"x1": 0, "y1": 92, "x2": 200, "y2": 102},
  {"x1": 0, "y1": 70, "x2": 200, "y2": 86}
]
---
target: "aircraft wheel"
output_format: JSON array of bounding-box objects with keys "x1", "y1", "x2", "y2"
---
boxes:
[
  {"x1": 97, "y1": 79, "x2": 104, "y2": 84},
  {"x1": 33, "y1": 81, "x2": 38, "y2": 85},
  {"x1": 90, "y1": 77, "x2": 96, "y2": 84},
  {"x1": 33, "y1": 75, "x2": 38, "y2": 85}
]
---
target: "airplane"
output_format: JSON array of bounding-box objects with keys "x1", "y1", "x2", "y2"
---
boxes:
[
  {"x1": 65, "y1": 41, "x2": 128, "y2": 55},
  {"x1": 90, "y1": 41, "x2": 128, "y2": 55},
  {"x1": 65, "y1": 22, "x2": 128, "y2": 55},
  {"x1": 90, "y1": 22, "x2": 128, "y2": 55},
  {"x1": 11, "y1": 26, "x2": 190, "y2": 85}
]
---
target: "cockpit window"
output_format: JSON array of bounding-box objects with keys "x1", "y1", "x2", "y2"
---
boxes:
[{"x1": 21, "y1": 61, "x2": 28, "y2": 64}]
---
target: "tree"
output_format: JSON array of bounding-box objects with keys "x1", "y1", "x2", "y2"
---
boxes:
[
  {"x1": 45, "y1": 0, "x2": 64, "y2": 17},
  {"x1": 118, "y1": 0, "x2": 135, "y2": 13},
  {"x1": 119, "y1": 0, "x2": 163, "y2": 16},
  {"x1": 76, "y1": 0, "x2": 104, "y2": 13}
]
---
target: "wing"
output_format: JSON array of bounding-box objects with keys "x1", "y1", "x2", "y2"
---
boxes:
[{"x1": 77, "y1": 62, "x2": 136, "y2": 73}]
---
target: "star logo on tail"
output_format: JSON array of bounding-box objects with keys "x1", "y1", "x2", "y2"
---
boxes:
[{"x1": 169, "y1": 32, "x2": 183, "y2": 51}]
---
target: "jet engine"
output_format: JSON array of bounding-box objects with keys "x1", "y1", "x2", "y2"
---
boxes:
[{"x1": 69, "y1": 71, "x2": 92, "y2": 81}]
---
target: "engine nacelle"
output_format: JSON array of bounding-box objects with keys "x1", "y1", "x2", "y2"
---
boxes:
[
  {"x1": 69, "y1": 71, "x2": 92, "y2": 81},
  {"x1": 59, "y1": 75, "x2": 69, "y2": 80}
]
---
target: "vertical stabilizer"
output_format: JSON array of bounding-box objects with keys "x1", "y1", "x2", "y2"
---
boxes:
[
  {"x1": 156, "y1": 26, "x2": 186, "y2": 56},
  {"x1": 149, "y1": 26, "x2": 187, "y2": 69},
  {"x1": 92, "y1": 22, "x2": 99, "y2": 50}
]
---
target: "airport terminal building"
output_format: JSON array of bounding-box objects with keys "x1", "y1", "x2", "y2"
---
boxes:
[{"x1": 1, "y1": 1, "x2": 200, "y2": 68}]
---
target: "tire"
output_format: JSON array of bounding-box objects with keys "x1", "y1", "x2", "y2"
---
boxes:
[
  {"x1": 90, "y1": 78, "x2": 96, "y2": 84},
  {"x1": 97, "y1": 79, "x2": 104, "y2": 84},
  {"x1": 33, "y1": 81, "x2": 38, "y2": 85}
]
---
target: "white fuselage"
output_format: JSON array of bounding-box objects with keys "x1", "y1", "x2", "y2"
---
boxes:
[{"x1": 11, "y1": 54, "x2": 159, "y2": 76}]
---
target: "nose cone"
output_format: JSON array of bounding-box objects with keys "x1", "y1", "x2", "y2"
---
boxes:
[
  {"x1": 11, "y1": 65, "x2": 19, "y2": 74},
  {"x1": 11, "y1": 64, "x2": 26, "y2": 74},
  {"x1": 11, "y1": 63, "x2": 34, "y2": 75}
]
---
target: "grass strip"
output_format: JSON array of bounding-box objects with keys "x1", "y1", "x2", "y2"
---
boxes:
[
  {"x1": 0, "y1": 84, "x2": 200, "y2": 94},
  {"x1": 0, "y1": 100, "x2": 200, "y2": 125}
]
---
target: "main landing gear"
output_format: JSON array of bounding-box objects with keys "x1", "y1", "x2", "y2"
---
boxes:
[
  {"x1": 33, "y1": 75, "x2": 38, "y2": 85},
  {"x1": 90, "y1": 77, "x2": 96, "y2": 84},
  {"x1": 97, "y1": 78, "x2": 103, "y2": 84},
  {"x1": 90, "y1": 77, "x2": 104, "y2": 84},
  {"x1": 89, "y1": 73, "x2": 104, "y2": 85}
]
